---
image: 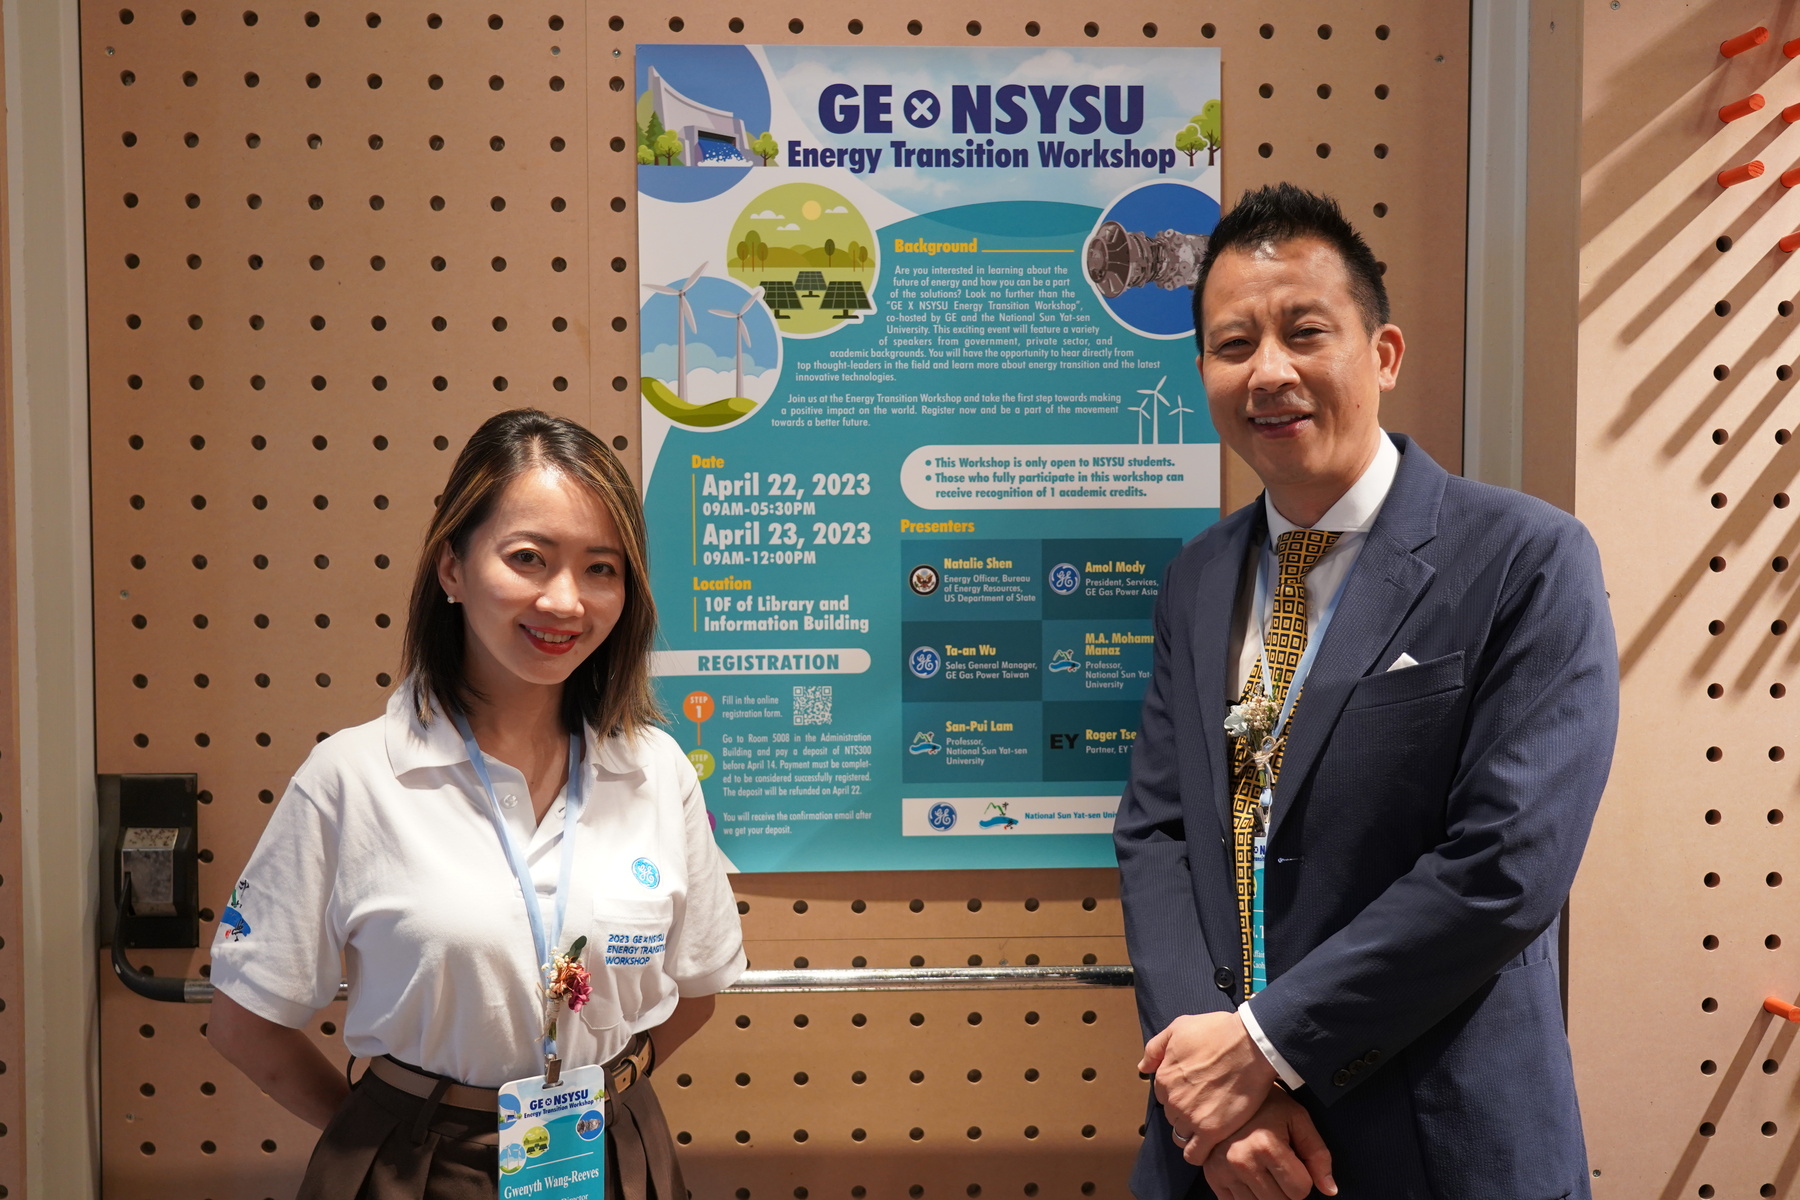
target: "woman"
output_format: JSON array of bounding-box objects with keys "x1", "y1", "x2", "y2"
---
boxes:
[{"x1": 208, "y1": 408, "x2": 745, "y2": 1199}]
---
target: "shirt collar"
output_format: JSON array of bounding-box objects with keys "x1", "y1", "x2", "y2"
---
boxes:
[
  {"x1": 1262, "y1": 429, "x2": 1400, "y2": 539},
  {"x1": 384, "y1": 680, "x2": 646, "y2": 779}
]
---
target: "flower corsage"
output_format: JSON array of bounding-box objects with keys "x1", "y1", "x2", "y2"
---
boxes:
[{"x1": 543, "y1": 935, "x2": 593, "y2": 1049}]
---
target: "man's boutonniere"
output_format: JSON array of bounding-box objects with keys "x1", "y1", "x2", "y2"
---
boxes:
[{"x1": 1224, "y1": 694, "x2": 1281, "y2": 781}]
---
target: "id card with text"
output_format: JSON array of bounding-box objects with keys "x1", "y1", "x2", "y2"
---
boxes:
[{"x1": 497, "y1": 1065, "x2": 606, "y2": 1199}]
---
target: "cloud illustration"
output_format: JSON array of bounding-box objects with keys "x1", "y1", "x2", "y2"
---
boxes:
[
  {"x1": 748, "y1": 209, "x2": 785, "y2": 219},
  {"x1": 824, "y1": 205, "x2": 849, "y2": 213},
  {"x1": 641, "y1": 341, "x2": 778, "y2": 380},
  {"x1": 777, "y1": 222, "x2": 801, "y2": 231}
]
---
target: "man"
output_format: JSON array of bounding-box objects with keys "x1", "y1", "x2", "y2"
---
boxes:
[{"x1": 1115, "y1": 184, "x2": 1616, "y2": 1200}]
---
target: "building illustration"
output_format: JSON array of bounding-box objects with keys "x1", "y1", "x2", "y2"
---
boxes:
[{"x1": 644, "y1": 65, "x2": 752, "y2": 166}]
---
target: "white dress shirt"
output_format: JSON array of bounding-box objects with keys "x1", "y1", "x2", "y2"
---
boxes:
[
  {"x1": 1227, "y1": 431, "x2": 1401, "y2": 1089},
  {"x1": 210, "y1": 683, "x2": 747, "y2": 1087}
]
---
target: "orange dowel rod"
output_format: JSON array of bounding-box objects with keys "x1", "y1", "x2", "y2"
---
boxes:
[
  {"x1": 1720, "y1": 160, "x2": 1766, "y2": 187},
  {"x1": 1722, "y1": 94, "x2": 1767, "y2": 122},
  {"x1": 1780, "y1": 233, "x2": 1800, "y2": 253},
  {"x1": 1724, "y1": 27, "x2": 1770, "y2": 57},
  {"x1": 1785, "y1": 36, "x2": 1800, "y2": 58},
  {"x1": 1765, "y1": 997, "x2": 1800, "y2": 1021},
  {"x1": 1783, "y1": 169, "x2": 1800, "y2": 188},
  {"x1": 1784, "y1": 103, "x2": 1800, "y2": 123}
]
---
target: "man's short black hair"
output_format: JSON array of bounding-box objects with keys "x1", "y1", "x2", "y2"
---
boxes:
[{"x1": 1191, "y1": 183, "x2": 1389, "y2": 349}]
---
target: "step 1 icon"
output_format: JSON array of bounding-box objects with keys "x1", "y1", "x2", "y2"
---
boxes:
[{"x1": 684, "y1": 690, "x2": 716, "y2": 744}]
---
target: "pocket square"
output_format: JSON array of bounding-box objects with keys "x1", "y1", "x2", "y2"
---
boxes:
[{"x1": 1387, "y1": 652, "x2": 1419, "y2": 672}]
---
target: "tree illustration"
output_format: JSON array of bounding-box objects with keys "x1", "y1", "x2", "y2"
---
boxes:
[
  {"x1": 846, "y1": 240, "x2": 862, "y2": 272},
  {"x1": 1176, "y1": 124, "x2": 1203, "y2": 166},
  {"x1": 856, "y1": 243, "x2": 870, "y2": 271},
  {"x1": 744, "y1": 229, "x2": 763, "y2": 272},
  {"x1": 824, "y1": 237, "x2": 837, "y2": 266},
  {"x1": 652, "y1": 130, "x2": 684, "y2": 165},
  {"x1": 1197, "y1": 99, "x2": 1222, "y2": 164},
  {"x1": 736, "y1": 238, "x2": 750, "y2": 269},
  {"x1": 637, "y1": 144, "x2": 655, "y2": 165},
  {"x1": 751, "y1": 131, "x2": 780, "y2": 166},
  {"x1": 640, "y1": 109, "x2": 666, "y2": 153},
  {"x1": 755, "y1": 241, "x2": 768, "y2": 272}
]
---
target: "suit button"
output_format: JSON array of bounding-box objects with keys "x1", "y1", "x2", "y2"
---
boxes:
[
  {"x1": 1365, "y1": 1050, "x2": 1381, "y2": 1065},
  {"x1": 1349, "y1": 1059, "x2": 1365, "y2": 1073},
  {"x1": 1214, "y1": 967, "x2": 1235, "y2": 992},
  {"x1": 1332, "y1": 1069, "x2": 1351, "y2": 1087}
]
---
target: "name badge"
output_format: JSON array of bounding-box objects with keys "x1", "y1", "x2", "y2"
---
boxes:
[{"x1": 497, "y1": 1064, "x2": 607, "y2": 1199}]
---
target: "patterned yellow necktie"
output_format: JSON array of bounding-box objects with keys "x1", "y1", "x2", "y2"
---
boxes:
[{"x1": 1231, "y1": 528, "x2": 1342, "y2": 991}]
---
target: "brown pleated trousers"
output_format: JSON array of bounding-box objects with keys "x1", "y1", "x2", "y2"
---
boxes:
[{"x1": 295, "y1": 1064, "x2": 685, "y2": 1200}]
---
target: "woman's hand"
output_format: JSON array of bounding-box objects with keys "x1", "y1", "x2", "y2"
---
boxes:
[{"x1": 207, "y1": 990, "x2": 350, "y2": 1130}]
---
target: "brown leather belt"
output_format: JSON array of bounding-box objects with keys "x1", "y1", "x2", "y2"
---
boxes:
[{"x1": 369, "y1": 1031, "x2": 656, "y2": 1112}]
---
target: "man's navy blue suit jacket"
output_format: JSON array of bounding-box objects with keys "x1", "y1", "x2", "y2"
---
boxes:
[{"x1": 1115, "y1": 435, "x2": 1618, "y2": 1200}]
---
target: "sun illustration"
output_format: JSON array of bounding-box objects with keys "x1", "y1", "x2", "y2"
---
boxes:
[{"x1": 801, "y1": 199, "x2": 823, "y2": 221}]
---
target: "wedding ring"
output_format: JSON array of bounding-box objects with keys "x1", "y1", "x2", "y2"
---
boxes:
[{"x1": 1172, "y1": 1130, "x2": 1191, "y2": 1145}]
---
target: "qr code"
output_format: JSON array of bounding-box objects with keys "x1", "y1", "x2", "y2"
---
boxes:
[{"x1": 792, "y1": 685, "x2": 833, "y2": 726}]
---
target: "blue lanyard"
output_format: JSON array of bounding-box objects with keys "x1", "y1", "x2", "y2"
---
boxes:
[
  {"x1": 1251, "y1": 534, "x2": 1355, "y2": 753},
  {"x1": 450, "y1": 712, "x2": 586, "y2": 1066}
]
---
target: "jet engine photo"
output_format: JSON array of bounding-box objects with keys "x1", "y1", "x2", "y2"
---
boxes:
[{"x1": 1084, "y1": 221, "x2": 1210, "y2": 298}]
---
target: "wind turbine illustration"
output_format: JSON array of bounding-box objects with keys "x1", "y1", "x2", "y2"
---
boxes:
[
  {"x1": 707, "y1": 286, "x2": 765, "y2": 400},
  {"x1": 1137, "y1": 376, "x2": 1170, "y2": 445},
  {"x1": 1130, "y1": 397, "x2": 1152, "y2": 444},
  {"x1": 643, "y1": 262, "x2": 708, "y2": 402},
  {"x1": 1166, "y1": 394, "x2": 1193, "y2": 444}
]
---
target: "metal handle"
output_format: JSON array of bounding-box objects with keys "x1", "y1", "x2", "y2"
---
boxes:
[
  {"x1": 726, "y1": 964, "x2": 1134, "y2": 992},
  {"x1": 116, "y1": 949, "x2": 1134, "y2": 1004},
  {"x1": 112, "y1": 875, "x2": 210, "y2": 1002}
]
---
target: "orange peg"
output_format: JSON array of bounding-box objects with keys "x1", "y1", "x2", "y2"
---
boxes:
[
  {"x1": 1765, "y1": 996, "x2": 1800, "y2": 1021},
  {"x1": 1723, "y1": 26, "x2": 1770, "y2": 57},
  {"x1": 1780, "y1": 232, "x2": 1800, "y2": 253},
  {"x1": 1720, "y1": 160, "x2": 1767, "y2": 187},
  {"x1": 1785, "y1": 36, "x2": 1800, "y2": 57},
  {"x1": 1722, "y1": 93, "x2": 1767, "y2": 122},
  {"x1": 1784, "y1": 102, "x2": 1800, "y2": 123},
  {"x1": 1783, "y1": 168, "x2": 1800, "y2": 188}
]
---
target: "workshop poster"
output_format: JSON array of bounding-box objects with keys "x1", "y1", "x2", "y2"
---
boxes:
[{"x1": 635, "y1": 44, "x2": 1221, "y2": 871}]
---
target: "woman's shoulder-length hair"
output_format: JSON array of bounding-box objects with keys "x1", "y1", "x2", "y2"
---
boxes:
[{"x1": 399, "y1": 407, "x2": 664, "y2": 739}]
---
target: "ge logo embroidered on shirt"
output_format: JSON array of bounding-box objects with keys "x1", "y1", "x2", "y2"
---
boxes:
[
  {"x1": 220, "y1": 878, "x2": 253, "y2": 941},
  {"x1": 631, "y1": 857, "x2": 661, "y2": 888}
]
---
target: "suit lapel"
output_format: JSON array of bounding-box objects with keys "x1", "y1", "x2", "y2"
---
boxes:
[
  {"x1": 1190, "y1": 504, "x2": 1263, "y2": 839},
  {"x1": 1265, "y1": 436, "x2": 1447, "y2": 847}
]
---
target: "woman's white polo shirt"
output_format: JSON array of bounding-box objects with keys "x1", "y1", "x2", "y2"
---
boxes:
[{"x1": 209, "y1": 685, "x2": 747, "y2": 1088}]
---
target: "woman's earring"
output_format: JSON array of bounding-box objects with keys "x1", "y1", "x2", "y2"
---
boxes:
[{"x1": 446, "y1": 594, "x2": 459, "y2": 604}]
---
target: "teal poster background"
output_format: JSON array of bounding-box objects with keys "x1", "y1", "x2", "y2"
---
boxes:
[{"x1": 635, "y1": 44, "x2": 1222, "y2": 871}]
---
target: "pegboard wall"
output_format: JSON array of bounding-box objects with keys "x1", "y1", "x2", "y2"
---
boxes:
[
  {"x1": 78, "y1": 2, "x2": 1469, "y2": 1197},
  {"x1": 1568, "y1": 3, "x2": 1800, "y2": 1197}
]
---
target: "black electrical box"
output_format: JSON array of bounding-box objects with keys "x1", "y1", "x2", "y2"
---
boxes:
[{"x1": 98, "y1": 773, "x2": 200, "y2": 949}]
